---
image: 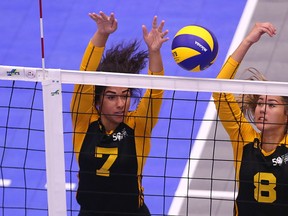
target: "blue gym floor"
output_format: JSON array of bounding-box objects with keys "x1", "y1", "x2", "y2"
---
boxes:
[{"x1": 0, "y1": 0, "x2": 246, "y2": 215}]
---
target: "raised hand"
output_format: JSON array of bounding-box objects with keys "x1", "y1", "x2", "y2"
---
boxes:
[
  {"x1": 89, "y1": 11, "x2": 118, "y2": 47},
  {"x1": 244, "y1": 22, "x2": 276, "y2": 45},
  {"x1": 142, "y1": 16, "x2": 169, "y2": 52},
  {"x1": 89, "y1": 11, "x2": 118, "y2": 35}
]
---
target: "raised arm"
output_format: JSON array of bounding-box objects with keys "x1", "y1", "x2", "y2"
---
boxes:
[
  {"x1": 134, "y1": 16, "x2": 169, "y2": 132},
  {"x1": 89, "y1": 11, "x2": 118, "y2": 47},
  {"x1": 71, "y1": 11, "x2": 118, "y2": 116},
  {"x1": 231, "y1": 22, "x2": 276, "y2": 63},
  {"x1": 216, "y1": 22, "x2": 276, "y2": 80},
  {"x1": 142, "y1": 16, "x2": 169, "y2": 74}
]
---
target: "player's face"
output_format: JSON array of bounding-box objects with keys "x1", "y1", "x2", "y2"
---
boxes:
[
  {"x1": 254, "y1": 95, "x2": 288, "y2": 134},
  {"x1": 99, "y1": 87, "x2": 131, "y2": 131}
]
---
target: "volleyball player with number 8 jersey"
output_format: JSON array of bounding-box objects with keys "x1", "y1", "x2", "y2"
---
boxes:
[
  {"x1": 70, "y1": 11, "x2": 168, "y2": 215},
  {"x1": 213, "y1": 22, "x2": 288, "y2": 216}
]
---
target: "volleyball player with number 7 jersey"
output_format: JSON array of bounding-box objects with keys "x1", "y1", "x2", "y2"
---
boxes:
[
  {"x1": 70, "y1": 11, "x2": 168, "y2": 215},
  {"x1": 213, "y1": 22, "x2": 288, "y2": 216}
]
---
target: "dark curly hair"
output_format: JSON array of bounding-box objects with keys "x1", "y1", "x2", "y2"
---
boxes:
[{"x1": 94, "y1": 40, "x2": 148, "y2": 107}]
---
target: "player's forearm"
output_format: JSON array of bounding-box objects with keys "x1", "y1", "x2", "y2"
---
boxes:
[
  {"x1": 148, "y1": 50, "x2": 164, "y2": 74},
  {"x1": 231, "y1": 39, "x2": 253, "y2": 63},
  {"x1": 90, "y1": 31, "x2": 109, "y2": 47}
]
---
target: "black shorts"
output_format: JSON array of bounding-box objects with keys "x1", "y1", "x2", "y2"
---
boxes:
[{"x1": 78, "y1": 202, "x2": 151, "y2": 216}]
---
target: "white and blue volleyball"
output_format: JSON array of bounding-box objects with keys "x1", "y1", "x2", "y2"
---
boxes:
[{"x1": 171, "y1": 25, "x2": 218, "y2": 72}]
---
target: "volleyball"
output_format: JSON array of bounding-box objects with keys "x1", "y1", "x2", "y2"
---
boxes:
[{"x1": 171, "y1": 25, "x2": 218, "y2": 72}]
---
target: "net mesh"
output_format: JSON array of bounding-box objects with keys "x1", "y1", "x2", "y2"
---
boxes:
[
  {"x1": 0, "y1": 80, "x2": 47, "y2": 215},
  {"x1": 0, "y1": 66, "x2": 288, "y2": 215}
]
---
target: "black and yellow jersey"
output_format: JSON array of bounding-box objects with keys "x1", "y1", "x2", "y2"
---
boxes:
[{"x1": 76, "y1": 120, "x2": 140, "y2": 214}]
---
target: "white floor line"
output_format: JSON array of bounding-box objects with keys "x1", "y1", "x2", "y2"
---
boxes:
[
  {"x1": 0, "y1": 179, "x2": 12, "y2": 187},
  {"x1": 168, "y1": 0, "x2": 258, "y2": 215},
  {"x1": 45, "y1": 182, "x2": 76, "y2": 190},
  {"x1": 188, "y1": 189, "x2": 238, "y2": 200}
]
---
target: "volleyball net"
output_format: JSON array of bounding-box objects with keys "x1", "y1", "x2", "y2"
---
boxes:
[{"x1": 0, "y1": 65, "x2": 288, "y2": 216}]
